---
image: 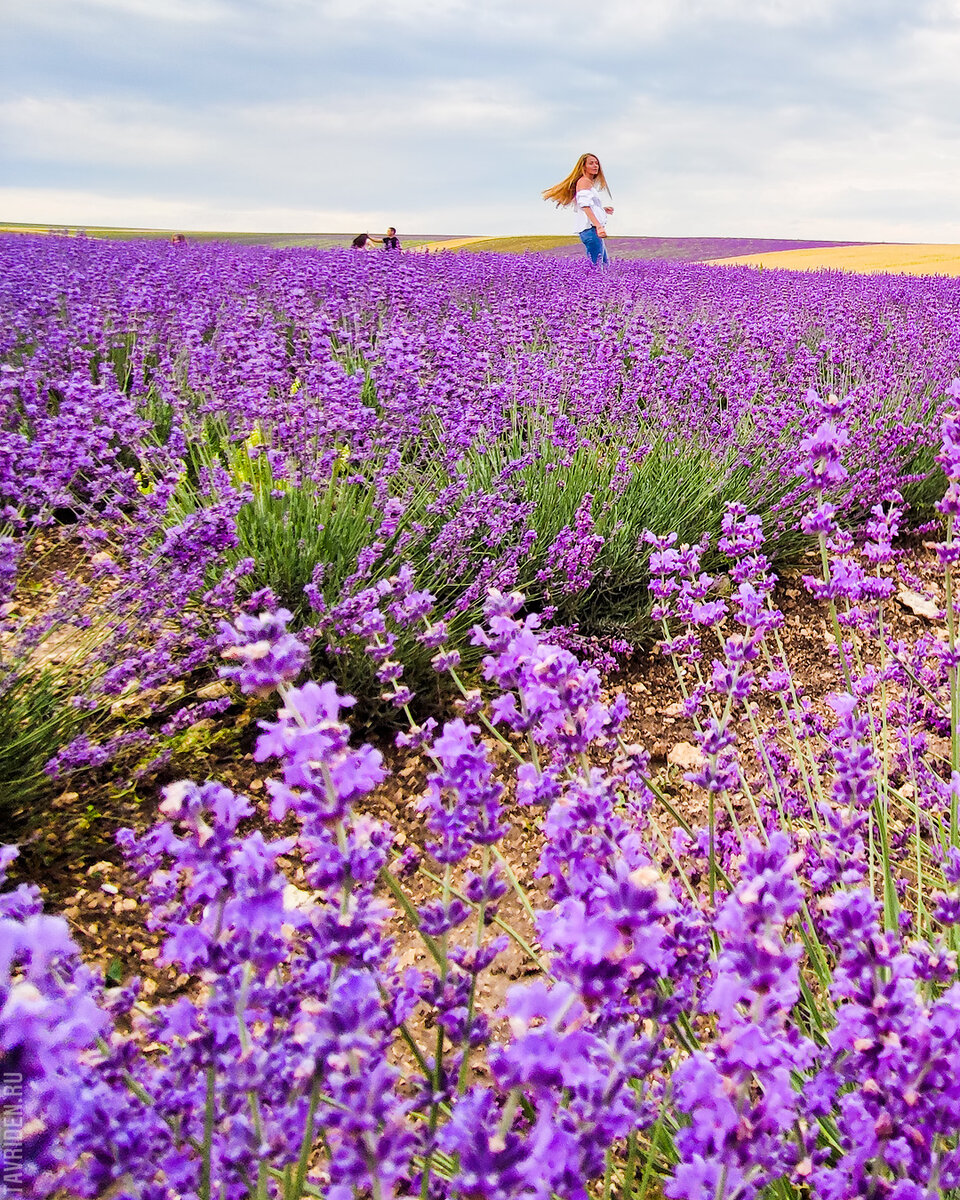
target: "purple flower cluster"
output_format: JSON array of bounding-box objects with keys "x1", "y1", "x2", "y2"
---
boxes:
[
  {"x1": 807, "y1": 887, "x2": 960, "y2": 1194},
  {"x1": 41, "y1": 657, "x2": 414, "y2": 1199},
  {"x1": 668, "y1": 835, "x2": 812, "y2": 1198},
  {"x1": 0, "y1": 848, "x2": 107, "y2": 1193},
  {"x1": 218, "y1": 607, "x2": 309, "y2": 694}
]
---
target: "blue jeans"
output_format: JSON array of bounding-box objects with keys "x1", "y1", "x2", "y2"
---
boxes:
[{"x1": 579, "y1": 226, "x2": 609, "y2": 267}]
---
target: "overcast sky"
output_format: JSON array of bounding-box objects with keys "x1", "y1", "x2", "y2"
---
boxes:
[{"x1": 4, "y1": 0, "x2": 960, "y2": 239}]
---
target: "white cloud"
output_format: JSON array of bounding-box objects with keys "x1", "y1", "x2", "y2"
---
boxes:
[
  {"x1": 0, "y1": 185, "x2": 534, "y2": 235},
  {"x1": 876, "y1": 18, "x2": 960, "y2": 110},
  {"x1": 413, "y1": 81, "x2": 550, "y2": 131},
  {"x1": 303, "y1": 0, "x2": 857, "y2": 40},
  {"x1": 0, "y1": 186, "x2": 391, "y2": 232},
  {"x1": 918, "y1": 0, "x2": 960, "y2": 19},
  {"x1": 0, "y1": 98, "x2": 212, "y2": 166},
  {"x1": 311, "y1": 0, "x2": 470, "y2": 20},
  {"x1": 0, "y1": 79, "x2": 550, "y2": 181},
  {"x1": 678, "y1": 0, "x2": 849, "y2": 25},
  {"x1": 86, "y1": 0, "x2": 231, "y2": 18},
  {"x1": 598, "y1": 91, "x2": 960, "y2": 241},
  {"x1": 20, "y1": 0, "x2": 233, "y2": 24},
  {"x1": 238, "y1": 80, "x2": 551, "y2": 138}
]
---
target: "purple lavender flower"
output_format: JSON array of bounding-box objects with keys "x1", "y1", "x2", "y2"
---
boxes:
[
  {"x1": 0, "y1": 848, "x2": 108, "y2": 1192},
  {"x1": 256, "y1": 679, "x2": 386, "y2": 827},
  {"x1": 417, "y1": 718, "x2": 507, "y2": 862},
  {"x1": 799, "y1": 418, "x2": 850, "y2": 490},
  {"x1": 669, "y1": 835, "x2": 812, "y2": 1198},
  {"x1": 218, "y1": 607, "x2": 308, "y2": 694}
]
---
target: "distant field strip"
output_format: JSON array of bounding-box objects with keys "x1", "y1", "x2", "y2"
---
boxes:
[
  {"x1": 2, "y1": 223, "x2": 881, "y2": 262},
  {"x1": 13, "y1": 223, "x2": 953, "y2": 270},
  {"x1": 417, "y1": 234, "x2": 869, "y2": 260},
  {"x1": 708, "y1": 243, "x2": 960, "y2": 276},
  {"x1": 416, "y1": 236, "x2": 490, "y2": 251}
]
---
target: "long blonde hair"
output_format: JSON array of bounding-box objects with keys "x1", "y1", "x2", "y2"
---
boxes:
[{"x1": 542, "y1": 153, "x2": 610, "y2": 207}]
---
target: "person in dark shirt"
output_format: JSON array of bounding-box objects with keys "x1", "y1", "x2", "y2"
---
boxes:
[{"x1": 352, "y1": 229, "x2": 401, "y2": 250}]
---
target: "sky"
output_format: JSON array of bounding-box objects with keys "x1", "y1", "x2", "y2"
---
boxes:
[{"x1": 4, "y1": 0, "x2": 960, "y2": 240}]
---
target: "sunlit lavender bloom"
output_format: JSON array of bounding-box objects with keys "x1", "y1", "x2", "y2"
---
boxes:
[
  {"x1": 806, "y1": 694, "x2": 876, "y2": 890},
  {"x1": 392, "y1": 586, "x2": 435, "y2": 624},
  {"x1": 395, "y1": 715, "x2": 437, "y2": 750},
  {"x1": 418, "y1": 718, "x2": 507, "y2": 861},
  {"x1": 800, "y1": 500, "x2": 839, "y2": 536},
  {"x1": 731, "y1": 581, "x2": 781, "y2": 633},
  {"x1": 863, "y1": 494, "x2": 902, "y2": 565},
  {"x1": 0, "y1": 535, "x2": 20, "y2": 608},
  {"x1": 477, "y1": 599, "x2": 622, "y2": 758},
  {"x1": 936, "y1": 384, "x2": 960, "y2": 502},
  {"x1": 417, "y1": 897, "x2": 472, "y2": 935},
  {"x1": 218, "y1": 607, "x2": 308, "y2": 693},
  {"x1": 418, "y1": 619, "x2": 450, "y2": 649},
  {"x1": 541, "y1": 493, "x2": 604, "y2": 595},
  {"x1": 689, "y1": 715, "x2": 741, "y2": 792},
  {"x1": 807, "y1": 881, "x2": 960, "y2": 1193},
  {"x1": 807, "y1": 387, "x2": 850, "y2": 419},
  {"x1": 718, "y1": 504, "x2": 765, "y2": 561},
  {"x1": 0, "y1": 849, "x2": 108, "y2": 1191},
  {"x1": 669, "y1": 836, "x2": 811, "y2": 1198},
  {"x1": 437, "y1": 1089, "x2": 530, "y2": 1198},
  {"x1": 943, "y1": 840, "x2": 960, "y2": 886},
  {"x1": 256, "y1": 679, "x2": 386, "y2": 826},
  {"x1": 828, "y1": 692, "x2": 878, "y2": 810},
  {"x1": 799, "y1": 419, "x2": 850, "y2": 490}
]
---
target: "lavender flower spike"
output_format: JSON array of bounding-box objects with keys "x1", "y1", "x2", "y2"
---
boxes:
[{"x1": 218, "y1": 607, "x2": 308, "y2": 694}]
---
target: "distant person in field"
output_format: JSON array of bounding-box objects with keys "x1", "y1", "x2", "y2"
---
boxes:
[
  {"x1": 353, "y1": 229, "x2": 401, "y2": 250},
  {"x1": 170, "y1": 232, "x2": 187, "y2": 245},
  {"x1": 542, "y1": 152, "x2": 614, "y2": 267}
]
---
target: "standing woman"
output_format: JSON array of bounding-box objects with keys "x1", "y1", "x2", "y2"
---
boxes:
[{"x1": 542, "y1": 152, "x2": 614, "y2": 266}]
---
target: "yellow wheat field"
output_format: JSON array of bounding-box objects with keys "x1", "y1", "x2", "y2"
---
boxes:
[
  {"x1": 707, "y1": 243, "x2": 960, "y2": 276},
  {"x1": 415, "y1": 237, "x2": 489, "y2": 251}
]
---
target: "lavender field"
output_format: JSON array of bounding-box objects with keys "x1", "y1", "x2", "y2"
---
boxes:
[{"x1": 9, "y1": 232, "x2": 960, "y2": 1198}]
